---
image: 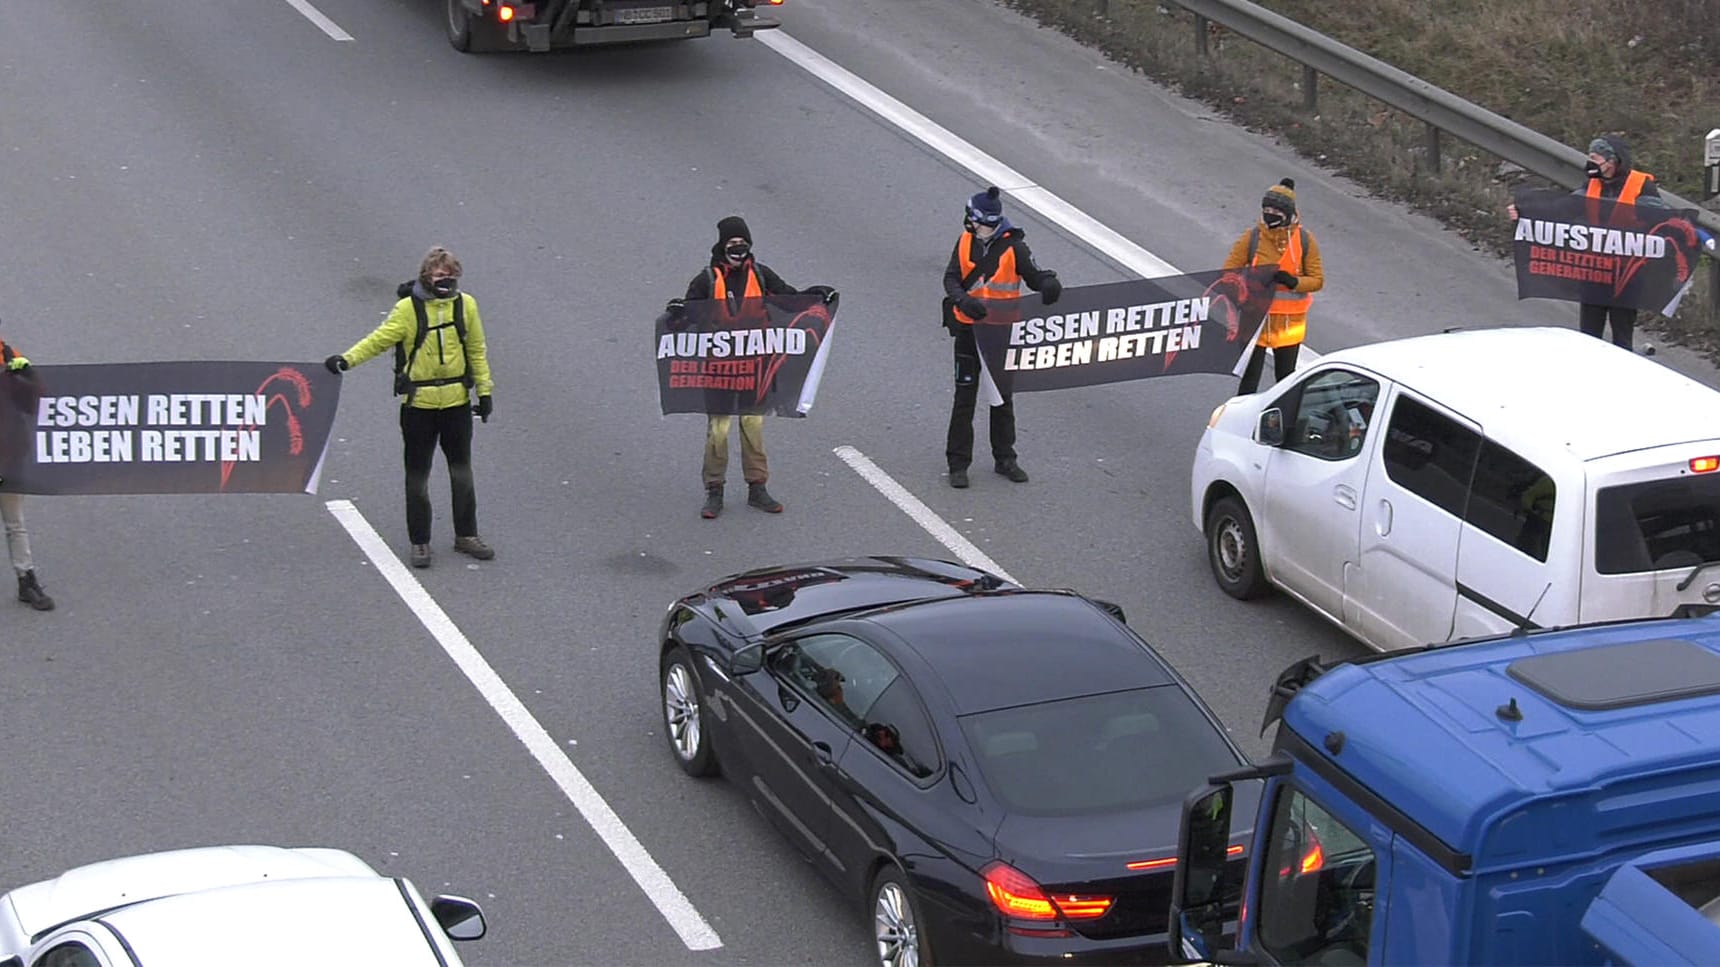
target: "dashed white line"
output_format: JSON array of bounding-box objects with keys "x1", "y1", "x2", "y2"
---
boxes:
[
  {"x1": 832, "y1": 446, "x2": 1018, "y2": 585},
  {"x1": 325, "y1": 499, "x2": 722, "y2": 952},
  {"x1": 284, "y1": 0, "x2": 354, "y2": 42}
]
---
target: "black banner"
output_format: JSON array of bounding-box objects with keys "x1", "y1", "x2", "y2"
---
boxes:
[
  {"x1": 0, "y1": 361, "x2": 342, "y2": 495},
  {"x1": 970, "y1": 269, "x2": 1279, "y2": 396},
  {"x1": 655, "y1": 295, "x2": 837, "y2": 417},
  {"x1": 1512, "y1": 189, "x2": 1705, "y2": 316}
]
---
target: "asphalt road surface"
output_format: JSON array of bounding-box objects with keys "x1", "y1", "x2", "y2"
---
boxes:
[{"x1": 2, "y1": 1, "x2": 1715, "y2": 964}]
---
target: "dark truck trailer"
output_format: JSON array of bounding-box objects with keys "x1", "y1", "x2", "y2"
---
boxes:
[{"x1": 445, "y1": 0, "x2": 780, "y2": 52}]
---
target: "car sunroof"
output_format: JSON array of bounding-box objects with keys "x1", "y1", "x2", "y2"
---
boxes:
[{"x1": 1506, "y1": 638, "x2": 1720, "y2": 711}]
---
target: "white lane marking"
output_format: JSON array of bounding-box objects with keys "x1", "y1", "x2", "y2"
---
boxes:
[
  {"x1": 325, "y1": 500, "x2": 723, "y2": 952},
  {"x1": 284, "y1": 0, "x2": 355, "y2": 41},
  {"x1": 832, "y1": 446, "x2": 1018, "y2": 585},
  {"x1": 756, "y1": 29, "x2": 1320, "y2": 364}
]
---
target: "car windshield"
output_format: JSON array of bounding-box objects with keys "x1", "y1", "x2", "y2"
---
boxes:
[
  {"x1": 959, "y1": 687, "x2": 1238, "y2": 815},
  {"x1": 1595, "y1": 474, "x2": 1720, "y2": 574}
]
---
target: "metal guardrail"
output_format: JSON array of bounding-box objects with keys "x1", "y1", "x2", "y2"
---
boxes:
[{"x1": 1169, "y1": 0, "x2": 1720, "y2": 237}]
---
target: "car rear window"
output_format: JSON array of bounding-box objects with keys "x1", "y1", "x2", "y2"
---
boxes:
[
  {"x1": 1595, "y1": 475, "x2": 1720, "y2": 574},
  {"x1": 959, "y1": 688, "x2": 1238, "y2": 816}
]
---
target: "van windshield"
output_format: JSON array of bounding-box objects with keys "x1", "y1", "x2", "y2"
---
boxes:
[{"x1": 1595, "y1": 475, "x2": 1720, "y2": 574}]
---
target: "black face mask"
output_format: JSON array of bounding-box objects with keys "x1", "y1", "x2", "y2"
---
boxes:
[
  {"x1": 431, "y1": 278, "x2": 458, "y2": 298},
  {"x1": 1585, "y1": 162, "x2": 1604, "y2": 180},
  {"x1": 1262, "y1": 211, "x2": 1289, "y2": 229},
  {"x1": 725, "y1": 243, "x2": 750, "y2": 262}
]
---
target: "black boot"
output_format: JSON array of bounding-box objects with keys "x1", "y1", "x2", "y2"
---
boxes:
[
  {"x1": 701, "y1": 486, "x2": 724, "y2": 520},
  {"x1": 747, "y1": 482, "x2": 784, "y2": 513},
  {"x1": 17, "y1": 570, "x2": 54, "y2": 611},
  {"x1": 995, "y1": 459, "x2": 1030, "y2": 483}
]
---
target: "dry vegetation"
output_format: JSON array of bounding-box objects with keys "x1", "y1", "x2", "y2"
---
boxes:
[{"x1": 1005, "y1": 0, "x2": 1720, "y2": 357}]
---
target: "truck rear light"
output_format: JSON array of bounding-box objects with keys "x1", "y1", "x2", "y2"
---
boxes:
[
  {"x1": 982, "y1": 862, "x2": 1113, "y2": 921},
  {"x1": 1692, "y1": 456, "x2": 1719, "y2": 473}
]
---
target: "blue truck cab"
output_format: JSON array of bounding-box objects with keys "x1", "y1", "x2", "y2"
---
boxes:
[{"x1": 1169, "y1": 613, "x2": 1720, "y2": 966}]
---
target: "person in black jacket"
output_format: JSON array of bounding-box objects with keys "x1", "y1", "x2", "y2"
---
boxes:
[
  {"x1": 665, "y1": 216, "x2": 836, "y2": 519},
  {"x1": 942, "y1": 187, "x2": 1060, "y2": 488}
]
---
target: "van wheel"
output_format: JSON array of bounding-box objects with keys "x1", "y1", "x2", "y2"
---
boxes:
[
  {"x1": 447, "y1": 0, "x2": 509, "y2": 52},
  {"x1": 1206, "y1": 496, "x2": 1267, "y2": 600}
]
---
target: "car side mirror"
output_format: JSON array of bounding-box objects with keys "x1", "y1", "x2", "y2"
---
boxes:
[
  {"x1": 1257, "y1": 408, "x2": 1285, "y2": 447},
  {"x1": 730, "y1": 642, "x2": 764, "y2": 675},
  {"x1": 1091, "y1": 598, "x2": 1127, "y2": 624},
  {"x1": 430, "y1": 895, "x2": 487, "y2": 941}
]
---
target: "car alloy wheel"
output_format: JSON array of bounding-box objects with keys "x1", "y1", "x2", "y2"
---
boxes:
[
  {"x1": 873, "y1": 870, "x2": 924, "y2": 967},
  {"x1": 661, "y1": 647, "x2": 717, "y2": 777}
]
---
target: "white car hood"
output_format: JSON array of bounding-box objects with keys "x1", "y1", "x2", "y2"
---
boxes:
[{"x1": 2, "y1": 844, "x2": 377, "y2": 940}]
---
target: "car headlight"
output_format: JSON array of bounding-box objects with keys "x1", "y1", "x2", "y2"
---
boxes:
[{"x1": 1207, "y1": 402, "x2": 1227, "y2": 429}]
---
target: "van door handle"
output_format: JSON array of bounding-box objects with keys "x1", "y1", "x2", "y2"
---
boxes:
[
  {"x1": 1376, "y1": 499, "x2": 1394, "y2": 537},
  {"x1": 812, "y1": 741, "x2": 836, "y2": 769},
  {"x1": 1333, "y1": 484, "x2": 1357, "y2": 510}
]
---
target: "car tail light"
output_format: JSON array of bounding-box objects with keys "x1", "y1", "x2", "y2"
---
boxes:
[
  {"x1": 1278, "y1": 826, "x2": 1324, "y2": 878},
  {"x1": 982, "y1": 862, "x2": 1113, "y2": 921},
  {"x1": 1692, "y1": 456, "x2": 1719, "y2": 473},
  {"x1": 1126, "y1": 844, "x2": 1244, "y2": 871},
  {"x1": 497, "y1": 4, "x2": 515, "y2": 20}
]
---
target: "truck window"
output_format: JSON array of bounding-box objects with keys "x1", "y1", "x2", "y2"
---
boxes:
[
  {"x1": 1382, "y1": 395, "x2": 1480, "y2": 518},
  {"x1": 1464, "y1": 439, "x2": 1555, "y2": 562},
  {"x1": 1595, "y1": 475, "x2": 1720, "y2": 574},
  {"x1": 1257, "y1": 788, "x2": 1377, "y2": 966}
]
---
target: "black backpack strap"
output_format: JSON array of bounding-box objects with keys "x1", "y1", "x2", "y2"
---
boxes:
[{"x1": 393, "y1": 296, "x2": 432, "y2": 377}]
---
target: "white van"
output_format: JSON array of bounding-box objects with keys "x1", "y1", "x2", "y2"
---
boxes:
[{"x1": 1190, "y1": 326, "x2": 1720, "y2": 651}]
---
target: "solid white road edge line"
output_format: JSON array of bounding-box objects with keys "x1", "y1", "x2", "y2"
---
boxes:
[
  {"x1": 833, "y1": 446, "x2": 1019, "y2": 585},
  {"x1": 755, "y1": 29, "x2": 1320, "y2": 364},
  {"x1": 325, "y1": 499, "x2": 723, "y2": 952},
  {"x1": 283, "y1": 0, "x2": 355, "y2": 41}
]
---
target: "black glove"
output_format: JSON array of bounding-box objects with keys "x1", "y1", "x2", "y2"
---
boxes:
[
  {"x1": 324, "y1": 354, "x2": 348, "y2": 374},
  {"x1": 1273, "y1": 270, "x2": 1299, "y2": 290},
  {"x1": 957, "y1": 295, "x2": 988, "y2": 320},
  {"x1": 665, "y1": 298, "x2": 687, "y2": 316},
  {"x1": 473, "y1": 395, "x2": 493, "y2": 423},
  {"x1": 804, "y1": 285, "x2": 840, "y2": 308},
  {"x1": 1038, "y1": 271, "x2": 1062, "y2": 306}
]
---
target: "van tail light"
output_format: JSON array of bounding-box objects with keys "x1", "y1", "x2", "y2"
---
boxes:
[
  {"x1": 982, "y1": 862, "x2": 1113, "y2": 921},
  {"x1": 1692, "y1": 456, "x2": 1719, "y2": 473}
]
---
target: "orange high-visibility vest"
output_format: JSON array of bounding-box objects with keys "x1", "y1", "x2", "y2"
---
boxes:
[
  {"x1": 1585, "y1": 168, "x2": 1654, "y2": 224},
  {"x1": 709, "y1": 263, "x2": 766, "y2": 324},
  {"x1": 952, "y1": 233, "x2": 1024, "y2": 325}
]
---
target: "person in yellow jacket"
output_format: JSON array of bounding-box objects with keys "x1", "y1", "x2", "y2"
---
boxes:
[
  {"x1": 1224, "y1": 178, "x2": 1324, "y2": 394},
  {"x1": 0, "y1": 329, "x2": 54, "y2": 610},
  {"x1": 326, "y1": 246, "x2": 496, "y2": 569}
]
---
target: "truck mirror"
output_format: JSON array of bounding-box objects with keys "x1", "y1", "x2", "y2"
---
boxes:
[
  {"x1": 1257, "y1": 408, "x2": 1285, "y2": 447},
  {"x1": 1170, "y1": 783, "x2": 1233, "y2": 962}
]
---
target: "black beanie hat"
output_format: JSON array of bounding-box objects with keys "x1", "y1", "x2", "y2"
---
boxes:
[
  {"x1": 966, "y1": 186, "x2": 1004, "y2": 225},
  {"x1": 717, "y1": 216, "x2": 752, "y2": 245},
  {"x1": 1262, "y1": 178, "x2": 1297, "y2": 217}
]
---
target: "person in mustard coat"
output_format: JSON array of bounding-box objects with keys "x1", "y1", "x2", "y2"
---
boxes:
[
  {"x1": 326, "y1": 246, "x2": 496, "y2": 569},
  {"x1": 1224, "y1": 178, "x2": 1324, "y2": 394}
]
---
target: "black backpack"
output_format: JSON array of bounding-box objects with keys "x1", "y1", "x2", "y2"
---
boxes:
[{"x1": 391, "y1": 281, "x2": 474, "y2": 398}]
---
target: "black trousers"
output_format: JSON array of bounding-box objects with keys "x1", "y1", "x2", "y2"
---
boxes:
[
  {"x1": 401, "y1": 402, "x2": 476, "y2": 545},
  {"x1": 1237, "y1": 344, "x2": 1302, "y2": 394},
  {"x1": 945, "y1": 325, "x2": 1016, "y2": 470},
  {"x1": 1579, "y1": 303, "x2": 1636, "y2": 350}
]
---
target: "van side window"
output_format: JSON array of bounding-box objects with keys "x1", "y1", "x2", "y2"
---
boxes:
[
  {"x1": 1595, "y1": 475, "x2": 1720, "y2": 574},
  {"x1": 1465, "y1": 440, "x2": 1555, "y2": 562},
  {"x1": 1382, "y1": 396, "x2": 1480, "y2": 517},
  {"x1": 1283, "y1": 370, "x2": 1381, "y2": 462},
  {"x1": 1257, "y1": 788, "x2": 1377, "y2": 965}
]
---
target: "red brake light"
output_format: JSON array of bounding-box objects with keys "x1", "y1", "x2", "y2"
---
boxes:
[
  {"x1": 1300, "y1": 838, "x2": 1325, "y2": 874},
  {"x1": 982, "y1": 863, "x2": 1113, "y2": 921},
  {"x1": 1692, "y1": 456, "x2": 1719, "y2": 473},
  {"x1": 1125, "y1": 844, "x2": 1244, "y2": 872},
  {"x1": 498, "y1": 4, "x2": 515, "y2": 21}
]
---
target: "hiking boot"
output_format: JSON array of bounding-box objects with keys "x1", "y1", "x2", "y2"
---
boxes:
[
  {"x1": 701, "y1": 486, "x2": 724, "y2": 519},
  {"x1": 995, "y1": 459, "x2": 1030, "y2": 483},
  {"x1": 948, "y1": 468, "x2": 970, "y2": 489},
  {"x1": 410, "y1": 544, "x2": 432, "y2": 569},
  {"x1": 747, "y1": 483, "x2": 784, "y2": 513},
  {"x1": 16, "y1": 570, "x2": 54, "y2": 611},
  {"x1": 454, "y1": 536, "x2": 495, "y2": 560}
]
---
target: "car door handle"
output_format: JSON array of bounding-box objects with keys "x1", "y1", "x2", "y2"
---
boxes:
[
  {"x1": 1334, "y1": 484, "x2": 1357, "y2": 510},
  {"x1": 812, "y1": 741, "x2": 836, "y2": 769},
  {"x1": 1375, "y1": 498, "x2": 1394, "y2": 537}
]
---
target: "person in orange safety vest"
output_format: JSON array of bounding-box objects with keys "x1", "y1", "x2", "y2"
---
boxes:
[
  {"x1": 1224, "y1": 178, "x2": 1325, "y2": 395},
  {"x1": 942, "y1": 186, "x2": 1061, "y2": 489}
]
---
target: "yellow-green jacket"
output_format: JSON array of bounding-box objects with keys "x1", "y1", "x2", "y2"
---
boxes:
[{"x1": 342, "y1": 291, "x2": 494, "y2": 410}]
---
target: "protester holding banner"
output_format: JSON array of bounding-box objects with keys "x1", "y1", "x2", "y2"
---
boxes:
[
  {"x1": 667, "y1": 216, "x2": 835, "y2": 520},
  {"x1": 1225, "y1": 178, "x2": 1325, "y2": 395},
  {"x1": 325, "y1": 246, "x2": 496, "y2": 569},
  {"x1": 0, "y1": 332, "x2": 55, "y2": 611},
  {"x1": 942, "y1": 186, "x2": 1062, "y2": 489},
  {"x1": 1508, "y1": 135, "x2": 1667, "y2": 351}
]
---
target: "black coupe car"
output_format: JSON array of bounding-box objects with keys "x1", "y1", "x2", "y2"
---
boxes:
[{"x1": 656, "y1": 557, "x2": 1255, "y2": 966}]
